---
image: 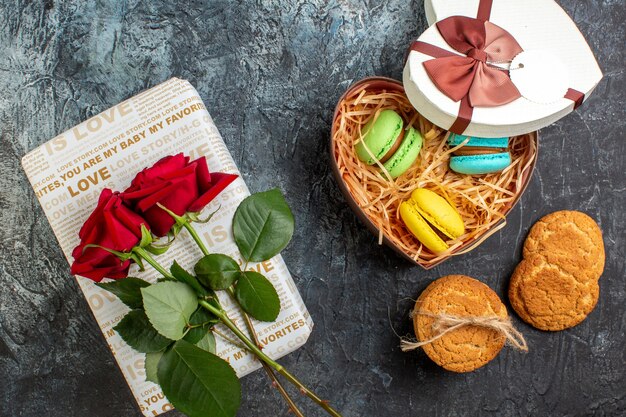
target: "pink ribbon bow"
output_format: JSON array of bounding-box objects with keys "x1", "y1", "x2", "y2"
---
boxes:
[
  {"x1": 411, "y1": 15, "x2": 524, "y2": 133},
  {"x1": 423, "y1": 16, "x2": 523, "y2": 108},
  {"x1": 408, "y1": 0, "x2": 585, "y2": 134}
]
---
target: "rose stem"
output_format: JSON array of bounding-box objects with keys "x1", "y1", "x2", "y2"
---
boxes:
[
  {"x1": 182, "y1": 222, "x2": 210, "y2": 256},
  {"x1": 181, "y1": 222, "x2": 307, "y2": 417},
  {"x1": 199, "y1": 300, "x2": 342, "y2": 417},
  {"x1": 147, "y1": 217, "x2": 341, "y2": 417},
  {"x1": 225, "y1": 291, "x2": 305, "y2": 417},
  {"x1": 135, "y1": 244, "x2": 341, "y2": 417},
  {"x1": 236, "y1": 308, "x2": 306, "y2": 417},
  {"x1": 224, "y1": 287, "x2": 305, "y2": 417},
  {"x1": 132, "y1": 247, "x2": 175, "y2": 280}
]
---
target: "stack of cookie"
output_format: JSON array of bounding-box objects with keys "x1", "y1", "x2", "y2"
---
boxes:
[
  {"x1": 509, "y1": 211, "x2": 605, "y2": 331},
  {"x1": 404, "y1": 210, "x2": 605, "y2": 373}
]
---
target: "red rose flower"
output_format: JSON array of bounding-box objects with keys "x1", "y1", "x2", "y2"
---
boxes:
[
  {"x1": 71, "y1": 189, "x2": 148, "y2": 282},
  {"x1": 121, "y1": 154, "x2": 238, "y2": 236}
]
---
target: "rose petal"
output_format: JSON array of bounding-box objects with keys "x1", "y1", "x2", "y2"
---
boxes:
[
  {"x1": 188, "y1": 173, "x2": 238, "y2": 212},
  {"x1": 192, "y1": 157, "x2": 212, "y2": 192}
]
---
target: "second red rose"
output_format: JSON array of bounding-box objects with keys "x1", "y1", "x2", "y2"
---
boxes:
[{"x1": 121, "y1": 153, "x2": 238, "y2": 236}]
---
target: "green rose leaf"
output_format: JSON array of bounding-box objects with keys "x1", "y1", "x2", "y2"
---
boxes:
[
  {"x1": 114, "y1": 310, "x2": 172, "y2": 353},
  {"x1": 145, "y1": 351, "x2": 163, "y2": 384},
  {"x1": 171, "y1": 261, "x2": 206, "y2": 295},
  {"x1": 96, "y1": 277, "x2": 150, "y2": 309},
  {"x1": 144, "y1": 243, "x2": 171, "y2": 256},
  {"x1": 142, "y1": 282, "x2": 198, "y2": 340},
  {"x1": 234, "y1": 271, "x2": 280, "y2": 322},
  {"x1": 232, "y1": 188, "x2": 294, "y2": 262},
  {"x1": 194, "y1": 254, "x2": 241, "y2": 290},
  {"x1": 183, "y1": 307, "x2": 219, "y2": 344},
  {"x1": 196, "y1": 331, "x2": 217, "y2": 354},
  {"x1": 158, "y1": 340, "x2": 241, "y2": 417},
  {"x1": 139, "y1": 224, "x2": 153, "y2": 247}
]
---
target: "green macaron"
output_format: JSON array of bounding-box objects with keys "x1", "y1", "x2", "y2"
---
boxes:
[
  {"x1": 355, "y1": 109, "x2": 404, "y2": 165},
  {"x1": 383, "y1": 127, "x2": 423, "y2": 179},
  {"x1": 354, "y1": 109, "x2": 423, "y2": 179}
]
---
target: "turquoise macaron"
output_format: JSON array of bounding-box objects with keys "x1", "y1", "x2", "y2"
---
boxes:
[
  {"x1": 447, "y1": 134, "x2": 511, "y2": 175},
  {"x1": 355, "y1": 109, "x2": 423, "y2": 179}
]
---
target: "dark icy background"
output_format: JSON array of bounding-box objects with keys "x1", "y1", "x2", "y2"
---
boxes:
[{"x1": 1, "y1": 1, "x2": 624, "y2": 416}]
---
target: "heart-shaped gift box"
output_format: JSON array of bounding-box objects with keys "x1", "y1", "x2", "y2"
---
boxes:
[
  {"x1": 330, "y1": 77, "x2": 537, "y2": 269},
  {"x1": 329, "y1": 0, "x2": 599, "y2": 268}
]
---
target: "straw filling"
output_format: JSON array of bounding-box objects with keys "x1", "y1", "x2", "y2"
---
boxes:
[{"x1": 331, "y1": 84, "x2": 536, "y2": 267}]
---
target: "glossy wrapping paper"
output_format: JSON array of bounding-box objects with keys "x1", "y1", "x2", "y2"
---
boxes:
[{"x1": 22, "y1": 78, "x2": 313, "y2": 416}]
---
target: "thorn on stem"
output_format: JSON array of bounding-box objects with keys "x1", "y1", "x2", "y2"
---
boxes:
[
  {"x1": 299, "y1": 388, "x2": 307, "y2": 395},
  {"x1": 271, "y1": 381, "x2": 278, "y2": 388}
]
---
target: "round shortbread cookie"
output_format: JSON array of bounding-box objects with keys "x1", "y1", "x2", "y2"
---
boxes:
[
  {"x1": 509, "y1": 256, "x2": 600, "y2": 331},
  {"x1": 413, "y1": 275, "x2": 507, "y2": 373},
  {"x1": 523, "y1": 210, "x2": 605, "y2": 282}
]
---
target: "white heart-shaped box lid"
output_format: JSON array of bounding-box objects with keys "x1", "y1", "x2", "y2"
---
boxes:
[{"x1": 404, "y1": 0, "x2": 602, "y2": 137}]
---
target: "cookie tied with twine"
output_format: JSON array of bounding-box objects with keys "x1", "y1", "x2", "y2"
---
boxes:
[{"x1": 402, "y1": 275, "x2": 527, "y2": 373}]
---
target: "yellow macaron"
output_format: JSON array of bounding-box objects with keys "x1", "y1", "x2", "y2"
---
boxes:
[{"x1": 399, "y1": 188, "x2": 465, "y2": 253}]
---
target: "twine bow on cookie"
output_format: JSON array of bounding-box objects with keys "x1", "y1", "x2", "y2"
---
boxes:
[{"x1": 401, "y1": 310, "x2": 529, "y2": 352}]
